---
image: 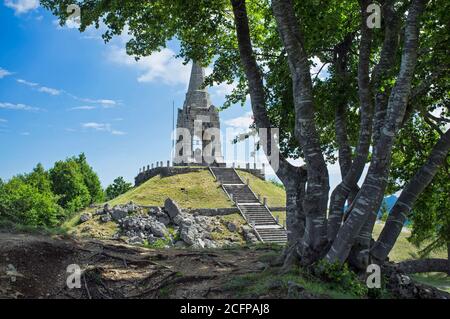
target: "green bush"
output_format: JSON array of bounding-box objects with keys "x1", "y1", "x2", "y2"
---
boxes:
[
  {"x1": 0, "y1": 154, "x2": 104, "y2": 228},
  {"x1": 76, "y1": 153, "x2": 105, "y2": 204},
  {"x1": 50, "y1": 159, "x2": 92, "y2": 213},
  {"x1": 316, "y1": 260, "x2": 368, "y2": 297},
  {"x1": 105, "y1": 176, "x2": 133, "y2": 200},
  {"x1": 0, "y1": 177, "x2": 63, "y2": 227}
]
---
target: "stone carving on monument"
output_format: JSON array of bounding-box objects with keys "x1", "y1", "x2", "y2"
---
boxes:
[{"x1": 173, "y1": 61, "x2": 225, "y2": 167}]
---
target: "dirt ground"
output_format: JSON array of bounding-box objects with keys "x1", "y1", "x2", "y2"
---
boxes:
[{"x1": 0, "y1": 231, "x2": 275, "y2": 299}]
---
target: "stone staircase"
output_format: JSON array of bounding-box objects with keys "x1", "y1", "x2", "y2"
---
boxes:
[{"x1": 210, "y1": 167, "x2": 287, "y2": 244}]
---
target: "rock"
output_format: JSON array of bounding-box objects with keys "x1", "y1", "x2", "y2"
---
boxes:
[
  {"x1": 164, "y1": 198, "x2": 182, "y2": 219},
  {"x1": 192, "y1": 238, "x2": 205, "y2": 249},
  {"x1": 149, "y1": 220, "x2": 168, "y2": 238},
  {"x1": 128, "y1": 236, "x2": 144, "y2": 245},
  {"x1": 154, "y1": 209, "x2": 170, "y2": 226},
  {"x1": 226, "y1": 222, "x2": 237, "y2": 232},
  {"x1": 79, "y1": 213, "x2": 91, "y2": 223},
  {"x1": 103, "y1": 203, "x2": 111, "y2": 213},
  {"x1": 6, "y1": 264, "x2": 24, "y2": 282},
  {"x1": 100, "y1": 214, "x2": 112, "y2": 223},
  {"x1": 287, "y1": 281, "x2": 305, "y2": 298},
  {"x1": 242, "y1": 226, "x2": 259, "y2": 244},
  {"x1": 180, "y1": 226, "x2": 199, "y2": 246},
  {"x1": 203, "y1": 239, "x2": 217, "y2": 249},
  {"x1": 174, "y1": 241, "x2": 187, "y2": 248},
  {"x1": 110, "y1": 208, "x2": 128, "y2": 221}
]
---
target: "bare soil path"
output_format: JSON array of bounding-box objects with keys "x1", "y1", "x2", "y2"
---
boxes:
[{"x1": 0, "y1": 231, "x2": 272, "y2": 299}]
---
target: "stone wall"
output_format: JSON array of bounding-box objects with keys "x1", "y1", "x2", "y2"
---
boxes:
[{"x1": 134, "y1": 164, "x2": 265, "y2": 186}]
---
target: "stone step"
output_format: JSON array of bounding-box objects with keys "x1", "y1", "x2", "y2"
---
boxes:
[{"x1": 210, "y1": 167, "x2": 287, "y2": 244}]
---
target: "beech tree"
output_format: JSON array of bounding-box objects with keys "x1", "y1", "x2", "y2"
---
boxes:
[{"x1": 41, "y1": 0, "x2": 449, "y2": 271}]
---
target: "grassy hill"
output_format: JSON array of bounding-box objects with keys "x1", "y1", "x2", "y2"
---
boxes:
[{"x1": 108, "y1": 169, "x2": 286, "y2": 209}]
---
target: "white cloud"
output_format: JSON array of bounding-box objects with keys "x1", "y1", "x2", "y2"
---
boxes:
[
  {"x1": 0, "y1": 67, "x2": 13, "y2": 78},
  {"x1": 69, "y1": 106, "x2": 96, "y2": 111},
  {"x1": 81, "y1": 122, "x2": 126, "y2": 135},
  {"x1": 20, "y1": 131, "x2": 31, "y2": 136},
  {"x1": 111, "y1": 130, "x2": 126, "y2": 136},
  {"x1": 0, "y1": 118, "x2": 7, "y2": 123},
  {"x1": 69, "y1": 94, "x2": 119, "y2": 108},
  {"x1": 0, "y1": 102, "x2": 40, "y2": 111},
  {"x1": 4, "y1": 0, "x2": 39, "y2": 14},
  {"x1": 108, "y1": 46, "x2": 191, "y2": 86},
  {"x1": 224, "y1": 112, "x2": 254, "y2": 129},
  {"x1": 17, "y1": 78, "x2": 38, "y2": 87},
  {"x1": 17, "y1": 78, "x2": 61, "y2": 95},
  {"x1": 38, "y1": 86, "x2": 61, "y2": 95},
  {"x1": 82, "y1": 122, "x2": 111, "y2": 131}
]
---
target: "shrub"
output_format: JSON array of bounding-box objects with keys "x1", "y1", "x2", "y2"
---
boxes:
[
  {"x1": 105, "y1": 177, "x2": 132, "y2": 200},
  {"x1": 0, "y1": 177, "x2": 63, "y2": 227},
  {"x1": 316, "y1": 260, "x2": 368, "y2": 297},
  {"x1": 50, "y1": 159, "x2": 91, "y2": 213}
]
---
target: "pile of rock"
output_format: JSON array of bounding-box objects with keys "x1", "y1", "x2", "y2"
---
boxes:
[
  {"x1": 119, "y1": 213, "x2": 170, "y2": 245},
  {"x1": 80, "y1": 199, "x2": 257, "y2": 248}
]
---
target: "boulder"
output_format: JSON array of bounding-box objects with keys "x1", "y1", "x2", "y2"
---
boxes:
[
  {"x1": 111, "y1": 208, "x2": 128, "y2": 221},
  {"x1": 164, "y1": 198, "x2": 182, "y2": 219},
  {"x1": 153, "y1": 208, "x2": 170, "y2": 226},
  {"x1": 174, "y1": 241, "x2": 188, "y2": 248},
  {"x1": 100, "y1": 214, "x2": 112, "y2": 223},
  {"x1": 180, "y1": 225, "x2": 200, "y2": 246},
  {"x1": 79, "y1": 213, "x2": 91, "y2": 223},
  {"x1": 149, "y1": 220, "x2": 168, "y2": 238},
  {"x1": 226, "y1": 222, "x2": 237, "y2": 233},
  {"x1": 242, "y1": 226, "x2": 259, "y2": 244},
  {"x1": 103, "y1": 203, "x2": 111, "y2": 213},
  {"x1": 192, "y1": 238, "x2": 206, "y2": 249},
  {"x1": 128, "y1": 236, "x2": 144, "y2": 245}
]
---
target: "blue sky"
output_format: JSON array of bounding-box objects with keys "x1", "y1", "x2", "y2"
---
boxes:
[
  {"x1": 0, "y1": 1, "x2": 263, "y2": 186},
  {"x1": 0, "y1": 0, "x2": 350, "y2": 190}
]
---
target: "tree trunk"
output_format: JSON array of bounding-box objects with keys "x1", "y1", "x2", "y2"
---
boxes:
[
  {"x1": 371, "y1": 129, "x2": 450, "y2": 263},
  {"x1": 397, "y1": 259, "x2": 449, "y2": 274},
  {"x1": 285, "y1": 169, "x2": 307, "y2": 245},
  {"x1": 272, "y1": 0, "x2": 329, "y2": 259},
  {"x1": 325, "y1": 0, "x2": 428, "y2": 264},
  {"x1": 230, "y1": 1, "x2": 310, "y2": 263}
]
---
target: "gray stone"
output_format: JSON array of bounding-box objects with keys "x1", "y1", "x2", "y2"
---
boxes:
[
  {"x1": 111, "y1": 208, "x2": 128, "y2": 221},
  {"x1": 164, "y1": 198, "x2": 182, "y2": 219},
  {"x1": 226, "y1": 222, "x2": 237, "y2": 233},
  {"x1": 103, "y1": 203, "x2": 111, "y2": 213},
  {"x1": 242, "y1": 226, "x2": 259, "y2": 244},
  {"x1": 128, "y1": 236, "x2": 144, "y2": 245},
  {"x1": 79, "y1": 213, "x2": 91, "y2": 223},
  {"x1": 154, "y1": 209, "x2": 170, "y2": 226},
  {"x1": 180, "y1": 226, "x2": 200, "y2": 246},
  {"x1": 191, "y1": 238, "x2": 206, "y2": 249},
  {"x1": 100, "y1": 214, "x2": 112, "y2": 223},
  {"x1": 149, "y1": 220, "x2": 168, "y2": 238},
  {"x1": 174, "y1": 241, "x2": 188, "y2": 248}
]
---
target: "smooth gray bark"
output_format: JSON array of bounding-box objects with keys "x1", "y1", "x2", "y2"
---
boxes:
[
  {"x1": 272, "y1": 0, "x2": 329, "y2": 258},
  {"x1": 325, "y1": 0, "x2": 428, "y2": 264},
  {"x1": 333, "y1": 35, "x2": 354, "y2": 180},
  {"x1": 327, "y1": 0, "x2": 374, "y2": 243},
  {"x1": 230, "y1": 0, "x2": 306, "y2": 248},
  {"x1": 371, "y1": 128, "x2": 450, "y2": 262}
]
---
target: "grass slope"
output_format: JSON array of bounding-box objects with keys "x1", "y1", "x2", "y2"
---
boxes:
[
  {"x1": 108, "y1": 170, "x2": 232, "y2": 209},
  {"x1": 108, "y1": 169, "x2": 287, "y2": 209},
  {"x1": 237, "y1": 170, "x2": 286, "y2": 207}
]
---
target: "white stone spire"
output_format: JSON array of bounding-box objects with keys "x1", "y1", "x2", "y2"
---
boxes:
[{"x1": 183, "y1": 61, "x2": 211, "y2": 109}]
